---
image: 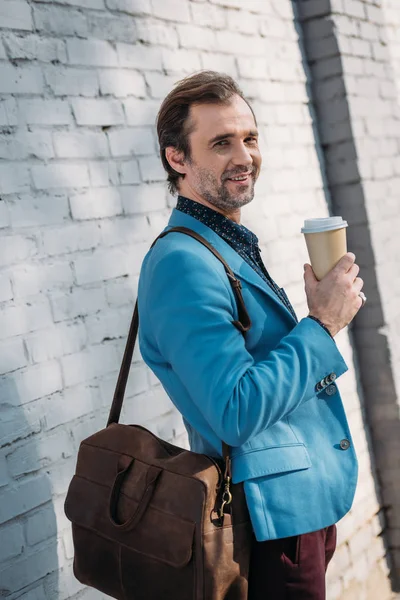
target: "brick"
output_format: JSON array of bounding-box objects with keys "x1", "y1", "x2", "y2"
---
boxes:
[
  {"x1": 87, "y1": 12, "x2": 137, "y2": 43},
  {"x1": 0, "y1": 338, "x2": 28, "y2": 374},
  {"x1": 53, "y1": 131, "x2": 109, "y2": 159},
  {"x1": 71, "y1": 97, "x2": 124, "y2": 126},
  {"x1": 161, "y1": 48, "x2": 202, "y2": 74},
  {"x1": 0, "y1": 234, "x2": 37, "y2": 267},
  {"x1": 7, "y1": 430, "x2": 73, "y2": 478},
  {"x1": 9, "y1": 585, "x2": 46, "y2": 600},
  {"x1": 119, "y1": 159, "x2": 141, "y2": 184},
  {"x1": 190, "y1": 3, "x2": 223, "y2": 29},
  {"x1": 0, "y1": 454, "x2": 9, "y2": 487},
  {"x1": 0, "y1": 399, "x2": 43, "y2": 448},
  {"x1": 226, "y1": 9, "x2": 259, "y2": 34},
  {"x1": 0, "y1": 130, "x2": 55, "y2": 161},
  {"x1": 307, "y1": 36, "x2": 340, "y2": 61},
  {"x1": 0, "y1": 474, "x2": 52, "y2": 524},
  {"x1": 44, "y1": 66, "x2": 99, "y2": 96},
  {"x1": 151, "y1": 0, "x2": 190, "y2": 22},
  {"x1": 0, "y1": 98, "x2": 18, "y2": 126},
  {"x1": 200, "y1": 53, "x2": 237, "y2": 76},
  {"x1": 0, "y1": 522, "x2": 24, "y2": 562},
  {"x1": 18, "y1": 99, "x2": 72, "y2": 125},
  {"x1": 216, "y1": 30, "x2": 266, "y2": 56},
  {"x1": 7, "y1": 195, "x2": 70, "y2": 227},
  {"x1": 350, "y1": 38, "x2": 372, "y2": 58},
  {"x1": 50, "y1": 287, "x2": 107, "y2": 322},
  {"x1": 259, "y1": 16, "x2": 289, "y2": 39},
  {"x1": 117, "y1": 43, "x2": 162, "y2": 70},
  {"x1": 70, "y1": 188, "x2": 123, "y2": 220},
  {"x1": 26, "y1": 322, "x2": 87, "y2": 363},
  {"x1": 136, "y1": 20, "x2": 179, "y2": 46},
  {"x1": 312, "y1": 56, "x2": 344, "y2": 80},
  {"x1": 67, "y1": 39, "x2": 118, "y2": 67},
  {"x1": 107, "y1": 127, "x2": 155, "y2": 156},
  {"x1": 31, "y1": 163, "x2": 90, "y2": 190},
  {"x1": 123, "y1": 98, "x2": 159, "y2": 126},
  {"x1": 372, "y1": 41, "x2": 388, "y2": 62},
  {"x1": 0, "y1": 540, "x2": 58, "y2": 591},
  {"x1": 89, "y1": 160, "x2": 119, "y2": 186},
  {"x1": 73, "y1": 246, "x2": 132, "y2": 284},
  {"x1": 60, "y1": 344, "x2": 119, "y2": 386},
  {"x1": 145, "y1": 72, "x2": 179, "y2": 99},
  {"x1": 99, "y1": 215, "x2": 150, "y2": 246},
  {"x1": 0, "y1": 272, "x2": 13, "y2": 302},
  {"x1": 44, "y1": 460, "x2": 75, "y2": 495},
  {"x1": 104, "y1": 275, "x2": 138, "y2": 307},
  {"x1": 366, "y1": 4, "x2": 383, "y2": 25},
  {"x1": 45, "y1": 383, "x2": 96, "y2": 430},
  {"x1": 0, "y1": 360, "x2": 63, "y2": 406},
  {"x1": 0, "y1": 302, "x2": 49, "y2": 342},
  {"x1": 120, "y1": 184, "x2": 167, "y2": 214},
  {"x1": 2, "y1": 33, "x2": 67, "y2": 63},
  {"x1": 85, "y1": 307, "x2": 133, "y2": 343},
  {"x1": 138, "y1": 155, "x2": 165, "y2": 182},
  {"x1": 12, "y1": 261, "x2": 74, "y2": 297},
  {"x1": 38, "y1": 0, "x2": 104, "y2": 7},
  {"x1": 0, "y1": 1, "x2": 33, "y2": 31},
  {"x1": 33, "y1": 4, "x2": 88, "y2": 36},
  {"x1": 343, "y1": 0, "x2": 366, "y2": 20},
  {"x1": 25, "y1": 504, "x2": 58, "y2": 546},
  {"x1": 0, "y1": 163, "x2": 30, "y2": 195},
  {"x1": 105, "y1": 0, "x2": 151, "y2": 15},
  {"x1": 99, "y1": 68, "x2": 146, "y2": 98},
  {"x1": 176, "y1": 24, "x2": 217, "y2": 51}
]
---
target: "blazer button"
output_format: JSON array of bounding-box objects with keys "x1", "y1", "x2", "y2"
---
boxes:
[
  {"x1": 340, "y1": 439, "x2": 350, "y2": 450},
  {"x1": 327, "y1": 373, "x2": 337, "y2": 383},
  {"x1": 325, "y1": 384, "x2": 337, "y2": 396}
]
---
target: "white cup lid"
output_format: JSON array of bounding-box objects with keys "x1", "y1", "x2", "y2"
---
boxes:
[{"x1": 301, "y1": 216, "x2": 348, "y2": 234}]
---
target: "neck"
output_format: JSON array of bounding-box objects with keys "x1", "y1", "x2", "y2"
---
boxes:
[{"x1": 178, "y1": 189, "x2": 241, "y2": 224}]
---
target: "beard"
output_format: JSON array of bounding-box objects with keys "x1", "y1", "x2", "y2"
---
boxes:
[{"x1": 191, "y1": 164, "x2": 256, "y2": 212}]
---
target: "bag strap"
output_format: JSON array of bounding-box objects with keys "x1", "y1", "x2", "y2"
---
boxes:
[{"x1": 107, "y1": 226, "x2": 252, "y2": 466}]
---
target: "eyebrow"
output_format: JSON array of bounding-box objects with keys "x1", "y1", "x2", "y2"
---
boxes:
[{"x1": 208, "y1": 130, "x2": 259, "y2": 146}]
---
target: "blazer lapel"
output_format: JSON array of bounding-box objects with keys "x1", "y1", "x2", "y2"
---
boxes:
[{"x1": 166, "y1": 209, "x2": 297, "y2": 325}]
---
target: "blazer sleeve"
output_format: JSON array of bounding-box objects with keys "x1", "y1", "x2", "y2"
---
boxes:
[{"x1": 142, "y1": 246, "x2": 348, "y2": 447}]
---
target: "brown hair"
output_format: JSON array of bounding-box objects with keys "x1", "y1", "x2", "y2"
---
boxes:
[{"x1": 156, "y1": 70, "x2": 256, "y2": 196}]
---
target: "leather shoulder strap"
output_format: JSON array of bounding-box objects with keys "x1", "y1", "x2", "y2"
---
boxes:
[{"x1": 107, "y1": 227, "x2": 252, "y2": 460}]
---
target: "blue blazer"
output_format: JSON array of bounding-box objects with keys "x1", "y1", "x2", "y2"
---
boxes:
[{"x1": 138, "y1": 208, "x2": 358, "y2": 541}]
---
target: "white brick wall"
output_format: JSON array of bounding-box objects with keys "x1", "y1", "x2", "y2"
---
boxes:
[{"x1": 0, "y1": 0, "x2": 394, "y2": 598}]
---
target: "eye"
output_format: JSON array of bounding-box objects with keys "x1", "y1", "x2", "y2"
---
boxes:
[
  {"x1": 215, "y1": 140, "x2": 229, "y2": 147},
  {"x1": 245, "y1": 137, "x2": 258, "y2": 144}
]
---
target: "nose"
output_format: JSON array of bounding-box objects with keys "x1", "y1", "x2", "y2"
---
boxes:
[{"x1": 231, "y1": 141, "x2": 253, "y2": 168}]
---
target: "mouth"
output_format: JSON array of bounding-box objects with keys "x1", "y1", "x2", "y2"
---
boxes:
[{"x1": 225, "y1": 173, "x2": 252, "y2": 186}]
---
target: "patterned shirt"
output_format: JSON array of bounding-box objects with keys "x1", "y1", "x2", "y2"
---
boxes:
[{"x1": 176, "y1": 195, "x2": 298, "y2": 321}]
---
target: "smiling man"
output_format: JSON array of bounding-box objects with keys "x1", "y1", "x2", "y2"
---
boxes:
[{"x1": 138, "y1": 71, "x2": 363, "y2": 599}]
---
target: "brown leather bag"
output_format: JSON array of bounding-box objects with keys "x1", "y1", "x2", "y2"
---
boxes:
[{"x1": 64, "y1": 227, "x2": 254, "y2": 600}]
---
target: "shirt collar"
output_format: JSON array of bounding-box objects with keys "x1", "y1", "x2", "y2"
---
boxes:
[{"x1": 176, "y1": 195, "x2": 258, "y2": 252}]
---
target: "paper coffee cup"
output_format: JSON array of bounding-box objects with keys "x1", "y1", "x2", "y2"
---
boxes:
[{"x1": 301, "y1": 217, "x2": 348, "y2": 280}]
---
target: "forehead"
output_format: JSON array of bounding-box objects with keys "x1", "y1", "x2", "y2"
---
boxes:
[{"x1": 188, "y1": 95, "x2": 257, "y2": 140}]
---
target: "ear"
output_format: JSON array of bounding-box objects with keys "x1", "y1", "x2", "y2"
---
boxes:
[{"x1": 165, "y1": 147, "x2": 187, "y2": 175}]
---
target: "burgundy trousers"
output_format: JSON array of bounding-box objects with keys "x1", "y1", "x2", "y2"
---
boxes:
[{"x1": 247, "y1": 525, "x2": 337, "y2": 600}]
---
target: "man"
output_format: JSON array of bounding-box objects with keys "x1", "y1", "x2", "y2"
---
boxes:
[{"x1": 138, "y1": 71, "x2": 364, "y2": 599}]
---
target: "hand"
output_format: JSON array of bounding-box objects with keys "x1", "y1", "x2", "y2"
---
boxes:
[{"x1": 304, "y1": 252, "x2": 364, "y2": 337}]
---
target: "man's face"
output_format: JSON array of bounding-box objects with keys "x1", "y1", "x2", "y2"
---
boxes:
[{"x1": 174, "y1": 95, "x2": 262, "y2": 213}]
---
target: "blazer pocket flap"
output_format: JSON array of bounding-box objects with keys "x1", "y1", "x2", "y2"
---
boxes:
[{"x1": 231, "y1": 443, "x2": 311, "y2": 484}]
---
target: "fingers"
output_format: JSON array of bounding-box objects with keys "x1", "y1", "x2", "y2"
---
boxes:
[
  {"x1": 353, "y1": 276, "x2": 364, "y2": 294},
  {"x1": 348, "y1": 263, "x2": 360, "y2": 281},
  {"x1": 334, "y1": 252, "x2": 356, "y2": 274}
]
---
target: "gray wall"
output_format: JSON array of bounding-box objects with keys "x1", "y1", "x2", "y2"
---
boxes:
[{"x1": 0, "y1": 0, "x2": 398, "y2": 598}]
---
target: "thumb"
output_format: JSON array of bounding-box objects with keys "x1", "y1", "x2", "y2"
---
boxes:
[{"x1": 304, "y1": 263, "x2": 317, "y2": 284}]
